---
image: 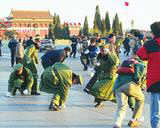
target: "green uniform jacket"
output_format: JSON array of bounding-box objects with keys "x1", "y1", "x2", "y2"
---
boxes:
[
  {"x1": 23, "y1": 44, "x2": 39, "y2": 77},
  {"x1": 40, "y1": 63, "x2": 72, "y2": 94},
  {"x1": 8, "y1": 67, "x2": 34, "y2": 93},
  {"x1": 90, "y1": 52, "x2": 119, "y2": 102}
]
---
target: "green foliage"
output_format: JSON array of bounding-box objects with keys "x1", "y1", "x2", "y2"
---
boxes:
[
  {"x1": 82, "y1": 16, "x2": 89, "y2": 36},
  {"x1": 105, "y1": 12, "x2": 111, "y2": 32},
  {"x1": 93, "y1": 5, "x2": 103, "y2": 33},
  {"x1": 112, "y1": 13, "x2": 120, "y2": 34}
]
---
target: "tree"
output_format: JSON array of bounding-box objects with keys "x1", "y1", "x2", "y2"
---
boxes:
[
  {"x1": 104, "y1": 12, "x2": 111, "y2": 32},
  {"x1": 102, "y1": 19, "x2": 106, "y2": 35},
  {"x1": 48, "y1": 24, "x2": 54, "y2": 39},
  {"x1": 119, "y1": 22, "x2": 123, "y2": 35},
  {"x1": 82, "y1": 16, "x2": 89, "y2": 36},
  {"x1": 53, "y1": 15, "x2": 63, "y2": 39},
  {"x1": 93, "y1": 5, "x2": 103, "y2": 33},
  {"x1": 112, "y1": 13, "x2": 120, "y2": 34}
]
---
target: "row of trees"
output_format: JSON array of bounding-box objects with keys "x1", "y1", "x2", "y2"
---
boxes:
[
  {"x1": 49, "y1": 5, "x2": 123, "y2": 39},
  {"x1": 82, "y1": 5, "x2": 123, "y2": 36}
]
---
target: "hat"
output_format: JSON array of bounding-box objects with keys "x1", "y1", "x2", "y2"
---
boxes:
[
  {"x1": 14, "y1": 64, "x2": 23, "y2": 72},
  {"x1": 151, "y1": 22, "x2": 160, "y2": 37}
]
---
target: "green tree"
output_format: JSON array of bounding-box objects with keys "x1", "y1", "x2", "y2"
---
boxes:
[
  {"x1": 119, "y1": 22, "x2": 123, "y2": 35},
  {"x1": 53, "y1": 15, "x2": 63, "y2": 39},
  {"x1": 112, "y1": 13, "x2": 120, "y2": 34},
  {"x1": 82, "y1": 16, "x2": 89, "y2": 36},
  {"x1": 48, "y1": 24, "x2": 54, "y2": 39},
  {"x1": 93, "y1": 5, "x2": 103, "y2": 33},
  {"x1": 102, "y1": 19, "x2": 106, "y2": 35},
  {"x1": 104, "y1": 12, "x2": 111, "y2": 32}
]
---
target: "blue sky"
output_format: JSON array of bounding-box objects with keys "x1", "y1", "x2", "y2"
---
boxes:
[{"x1": 0, "y1": 0, "x2": 160, "y2": 30}]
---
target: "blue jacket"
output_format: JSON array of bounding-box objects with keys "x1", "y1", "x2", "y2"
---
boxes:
[
  {"x1": 88, "y1": 45, "x2": 99, "y2": 58},
  {"x1": 8, "y1": 39, "x2": 18, "y2": 50},
  {"x1": 41, "y1": 49, "x2": 66, "y2": 68}
]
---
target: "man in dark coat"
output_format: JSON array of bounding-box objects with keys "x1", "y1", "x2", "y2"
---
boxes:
[
  {"x1": 8, "y1": 37, "x2": 18, "y2": 67},
  {"x1": 41, "y1": 47, "x2": 71, "y2": 69}
]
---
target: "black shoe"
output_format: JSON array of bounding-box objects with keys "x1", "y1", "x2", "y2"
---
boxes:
[
  {"x1": 49, "y1": 104, "x2": 60, "y2": 111},
  {"x1": 31, "y1": 92, "x2": 40, "y2": 95},
  {"x1": 83, "y1": 88, "x2": 90, "y2": 94}
]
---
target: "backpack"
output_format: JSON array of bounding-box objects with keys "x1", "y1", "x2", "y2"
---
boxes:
[{"x1": 117, "y1": 59, "x2": 137, "y2": 75}]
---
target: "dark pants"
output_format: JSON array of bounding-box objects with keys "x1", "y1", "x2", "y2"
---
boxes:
[
  {"x1": 80, "y1": 53, "x2": 90, "y2": 70},
  {"x1": 85, "y1": 72, "x2": 98, "y2": 90},
  {"x1": 0, "y1": 48, "x2": 2, "y2": 56},
  {"x1": 10, "y1": 49, "x2": 16, "y2": 67},
  {"x1": 70, "y1": 47, "x2": 77, "y2": 58}
]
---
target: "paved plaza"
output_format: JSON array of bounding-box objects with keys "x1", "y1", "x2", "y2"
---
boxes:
[{"x1": 0, "y1": 43, "x2": 150, "y2": 128}]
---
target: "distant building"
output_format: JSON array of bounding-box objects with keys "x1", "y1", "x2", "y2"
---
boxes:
[
  {"x1": 64, "y1": 22, "x2": 81, "y2": 36},
  {"x1": 8, "y1": 10, "x2": 53, "y2": 39}
]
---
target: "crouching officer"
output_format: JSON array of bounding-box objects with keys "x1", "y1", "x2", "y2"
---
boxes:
[
  {"x1": 7, "y1": 64, "x2": 34, "y2": 96},
  {"x1": 40, "y1": 62, "x2": 83, "y2": 111}
]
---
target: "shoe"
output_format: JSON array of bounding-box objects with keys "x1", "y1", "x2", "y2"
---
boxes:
[
  {"x1": 31, "y1": 92, "x2": 40, "y2": 95},
  {"x1": 49, "y1": 104, "x2": 60, "y2": 111},
  {"x1": 83, "y1": 88, "x2": 90, "y2": 94},
  {"x1": 6, "y1": 92, "x2": 13, "y2": 97},
  {"x1": 94, "y1": 101, "x2": 104, "y2": 108},
  {"x1": 113, "y1": 125, "x2": 121, "y2": 128},
  {"x1": 128, "y1": 119, "x2": 140, "y2": 127}
]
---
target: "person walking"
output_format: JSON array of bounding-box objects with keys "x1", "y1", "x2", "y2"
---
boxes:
[
  {"x1": 136, "y1": 21, "x2": 160, "y2": 128},
  {"x1": 16, "y1": 39, "x2": 24, "y2": 64},
  {"x1": 113, "y1": 51, "x2": 146, "y2": 128},
  {"x1": 8, "y1": 36, "x2": 18, "y2": 67},
  {"x1": 23, "y1": 37, "x2": 40, "y2": 95},
  {"x1": 0, "y1": 39, "x2": 2, "y2": 56}
]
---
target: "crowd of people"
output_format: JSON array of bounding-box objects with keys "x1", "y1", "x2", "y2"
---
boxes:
[{"x1": 1, "y1": 21, "x2": 160, "y2": 128}]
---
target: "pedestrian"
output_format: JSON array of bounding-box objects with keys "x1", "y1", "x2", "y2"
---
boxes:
[
  {"x1": 0, "y1": 39, "x2": 2, "y2": 56},
  {"x1": 6, "y1": 63, "x2": 33, "y2": 97},
  {"x1": 88, "y1": 38, "x2": 99, "y2": 68},
  {"x1": 8, "y1": 36, "x2": 18, "y2": 67},
  {"x1": 80, "y1": 36, "x2": 90, "y2": 71},
  {"x1": 41, "y1": 46, "x2": 71, "y2": 69},
  {"x1": 16, "y1": 39, "x2": 24, "y2": 64},
  {"x1": 84, "y1": 44, "x2": 119, "y2": 107},
  {"x1": 70, "y1": 35, "x2": 78, "y2": 58},
  {"x1": 113, "y1": 50, "x2": 146, "y2": 128},
  {"x1": 136, "y1": 21, "x2": 160, "y2": 128},
  {"x1": 25, "y1": 36, "x2": 34, "y2": 48},
  {"x1": 23, "y1": 37, "x2": 40, "y2": 95},
  {"x1": 40, "y1": 62, "x2": 83, "y2": 111}
]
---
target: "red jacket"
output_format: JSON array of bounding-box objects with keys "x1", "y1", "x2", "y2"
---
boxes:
[{"x1": 137, "y1": 38, "x2": 160, "y2": 92}]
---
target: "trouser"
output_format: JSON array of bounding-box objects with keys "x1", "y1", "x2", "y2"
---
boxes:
[
  {"x1": 80, "y1": 53, "x2": 90, "y2": 70},
  {"x1": 50, "y1": 87, "x2": 69, "y2": 108},
  {"x1": 89, "y1": 57, "x2": 97, "y2": 67},
  {"x1": 10, "y1": 50, "x2": 16, "y2": 67},
  {"x1": 85, "y1": 72, "x2": 98, "y2": 90},
  {"x1": 150, "y1": 93, "x2": 160, "y2": 128},
  {"x1": 0, "y1": 48, "x2": 2, "y2": 56},
  {"x1": 31, "y1": 74, "x2": 38, "y2": 94},
  {"x1": 114, "y1": 82, "x2": 144, "y2": 127},
  {"x1": 70, "y1": 49, "x2": 77, "y2": 58}
]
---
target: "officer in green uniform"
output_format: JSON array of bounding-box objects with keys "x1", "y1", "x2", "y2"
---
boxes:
[
  {"x1": 8, "y1": 63, "x2": 33, "y2": 96},
  {"x1": 88, "y1": 45, "x2": 119, "y2": 107},
  {"x1": 23, "y1": 38, "x2": 40, "y2": 95},
  {"x1": 40, "y1": 62, "x2": 83, "y2": 111}
]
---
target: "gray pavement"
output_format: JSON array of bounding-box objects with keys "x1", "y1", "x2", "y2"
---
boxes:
[{"x1": 0, "y1": 43, "x2": 150, "y2": 128}]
